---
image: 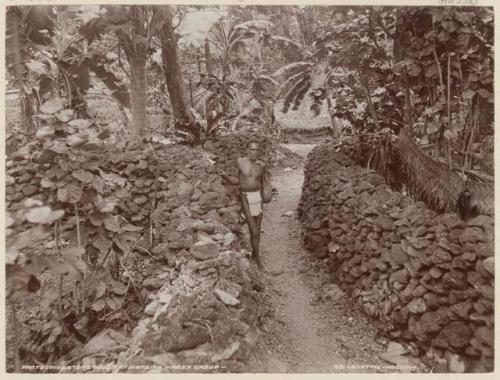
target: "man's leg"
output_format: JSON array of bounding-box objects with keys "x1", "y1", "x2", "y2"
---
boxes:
[
  {"x1": 253, "y1": 213, "x2": 263, "y2": 268},
  {"x1": 240, "y1": 194, "x2": 263, "y2": 268}
]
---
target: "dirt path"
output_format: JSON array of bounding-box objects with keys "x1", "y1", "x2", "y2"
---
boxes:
[{"x1": 249, "y1": 144, "x2": 414, "y2": 373}]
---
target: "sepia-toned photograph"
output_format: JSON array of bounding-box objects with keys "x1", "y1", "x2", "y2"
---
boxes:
[{"x1": 3, "y1": 1, "x2": 494, "y2": 375}]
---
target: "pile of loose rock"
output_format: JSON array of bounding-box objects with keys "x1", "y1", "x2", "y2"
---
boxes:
[
  {"x1": 298, "y1": 143, "x2": 494, "y2": 372},
  {"x1": 6, "y1": 131, "x2": 272, "y2": 372}
]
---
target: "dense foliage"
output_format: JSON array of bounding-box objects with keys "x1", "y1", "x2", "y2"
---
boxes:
[{"x1": 5, "y1": 4, "x2": 494, "y2": 372}]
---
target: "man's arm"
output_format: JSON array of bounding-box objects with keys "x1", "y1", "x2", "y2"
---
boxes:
[{"x1": 221, "y1": 172, "x2": 239, "y2": 185}]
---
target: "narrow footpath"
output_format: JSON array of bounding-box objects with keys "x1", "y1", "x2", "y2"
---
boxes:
[{"x1": 249, "y1": 144, "x2": 420, "y2": 373}]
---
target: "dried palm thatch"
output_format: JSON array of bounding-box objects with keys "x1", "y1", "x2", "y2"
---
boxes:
[
  {"x1": 376, "y1": 130, "x2": 494, "y2": 217},
  {"x1": 392, "y1": 130, "x2": 465, "y2": 213}
]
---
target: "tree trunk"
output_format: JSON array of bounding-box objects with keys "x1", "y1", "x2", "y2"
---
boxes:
[
  {"x1": 10, "y1": 14, "x2": 30, "y2": 132},
  {"x1": 160, "y1": 7, "x2": 200, "y2": 144},
  {"x1": 204, "y1": 38, "x2": 214, "y2": 75},
  {"x1": 128, "y1": 54, "x2": 147, "y2": 139},
  {"x1": 296, "y1": 7, "x2": 315, "y2": 45}
]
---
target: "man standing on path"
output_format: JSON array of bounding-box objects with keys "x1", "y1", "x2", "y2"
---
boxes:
[{"x1": 221, "y1": 141, "x2": 271, "y2": 269}]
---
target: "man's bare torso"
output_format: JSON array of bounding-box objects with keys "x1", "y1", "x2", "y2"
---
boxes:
[{"x1": 237, "y1": 157, "x2": 264, "y2": 192}]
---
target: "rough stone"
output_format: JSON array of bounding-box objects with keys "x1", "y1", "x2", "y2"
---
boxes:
[
  {"x1": 443, "y1": 269, "x2": 468, "y2": 290},
  {"x1": 190, "y1": 240, "x2": 219, "y2": 260},
  {"x1": 143, "y1": 276, "x2": 164, "y2": 290},
  {"x1": 407, "y1": 298, "x2": 427, "y2": 314},
  {"x1": 459, "y1": 227, "x2": 485, "y2": 244},
  {"x1": 389, "y1": 268, "x2": 410, "y2": 284},
  {"x1": 482, "y1": 257, "x2": 494, "y2": 275},
  {"x1": 423, "y1": 293, "x2": 440, "y2": 310},
  {"x1": 214, "y1": 288, "x2": 240, "y2": 306},
  {"x1": 152, "y1": 243, "x2": 170, "y2": 256},
  {"x1": 437, "y1": 238, "x2": 461, "y2": 255},
  {"x1": 375, "y1": 214, "x2": 394, "y2": 231},
  {"x1": 390, "y1": 244, "x2": 408, "y2": 266},
  {"x1": 433, "y1": 321, "x2": 472, "y2": 349},
  {"x1": 429, "y1": 267, "x2": 442, "y2": 279},
  {"x1": 430, "y1": 248, "x2": 452, "y2": 265},
  {"x1": 445, "y1": 352, "x2": 466, "y2": 373}
]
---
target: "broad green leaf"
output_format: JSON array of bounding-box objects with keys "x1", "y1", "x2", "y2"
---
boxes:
[
  {"x1": 105, "y1": 294, "x2": 124, "y2": 310},
  {"x1": 61, "y1": 247, "x2": 85, "y2": 257},
  {"x1": 41, "y1": 178, "x2": 55, "y2": 188},
  {"x1": 92, "y1": 233, "x2": 112, "y2": 253},
  {"x1": 477, "y1": 88, "x2": 491, "y2": 98},
  {"x1": 48, "y1": 140, "x2": 69, "y2": 154},
  {"x1": 57, "y1": 183, "x2": 83, "y2": 203},
  {"x1": 463, "y1": 89, "x2": 475, "y2": 99},
  {"x1": 91, "y1": 298, "x2": 106, "y2": 312},
  {"x1": 6, "y1": 214, "x2": 15, "y2": 229},
  {"x1": 23, "y1": 199, "x2": 44, "y2": 208},
  {"x1": 72, "y1": 169, "x2": 94, "y2": 184},
  {"x1": 6, "y1": 249, "x2": 19, "y2": 265},
  {"x1": 36, "y1": 125, "x2": 55, "y2": 140},
  {"x1": 95, "y1": 281, "x2": 106, "y2": 298},
  {"x1": 89, "y1": 212, "x2": 103, "y2": 227},
  {"x1": 425, "y1": 64, "x2": 439, "y2": 79},
  {"x1": 10, "y1": 226, "x2": 51, "y2": 251},
  {"x1": 443, "y1": 130, "x2": 458, "y2": 140},
  {"x1": 122, "y1": 224, "x2": 143, "y2": 232},
  {"x1": 408, "y1": 63, "x2": 421, "y2": 77},
  {"x1": 26, "y1": 59, "x2": 50, "y2": 75},
  {"x1": 426, "y1": 121, "x2": 439, "y2": 134},
  {"x1": 7, "y1": 265, "x2": 32, "y2": 303},
  {"x1": 44, "y1": 256, "x2": 70, "y2": 275},
  {"x1": 26, "y1": 207, "x2": 65, "y2": 224},
  {"x1": 68, "y1": 119, "x2": 92, "y2": 130},
  {"x1": 67, "y1": 133, "x2": 88, "y2": 147},
  {"x1": 67, "y1": 183, "x2": 83, "y2": 203},
  {"x1": 110, "y1": 281, "x2": 127, "y2": 295},
  {"x1": 91, "y1": 175, "x2": 105, "y2": 193},
  {"x1": 103, "y1": 215, "x2": 120, "y2": 232},
  {"x1": 66, "y1": 254, "x2": 87, "y2": 276},
  {"x1": 40, "y1": 96, "x2": 64, "y2": 114},
  {"x1": 55, "y1": 109, "x2": 74, "y2": 122},
  {"x1": 38, "y1": 149, "x2": 57, "y2": 163},
  {"x1": 113, "y1": 235, "x2": 130, "y2": 254}
]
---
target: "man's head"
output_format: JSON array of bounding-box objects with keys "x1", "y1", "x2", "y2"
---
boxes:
[{"x1": 247, "y1": 141, "x2": 260, "y2": 160}]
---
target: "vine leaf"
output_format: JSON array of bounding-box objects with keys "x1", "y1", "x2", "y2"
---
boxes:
[
  {"x1": 40, "y1": 96, "x2": 64, "y2": 114},
  {"x1": 113, "y1": 235, "x2": 130, "y2": 254},
  {"x1": 95, "y1": 281, "x2": 106, "y2": 298},
  {"x1": 91, "y1": 175, "x2": 105, "y2": 193},
  {"x1": 89, "y1": 212, "x2": 103, "y2": 227},
  {"x1": 55, "y1": 109, "x2": 74, "y2": 122},
  {"x1": 57, "y1": 183, "x2": 83, "y2": 203},
  {"x1": 25, "y1": 207, "x2": 65, "y2": 224},
  {"x1": 36, "y1": 125, "x2": 55, "y2": 140},
  {"x1": 92, "y1": 232, "x2": 112, "y2": 253},
  {"x1": 463, "y1": 89, "x2": 475, "y2": 99},
  {"x1": 103, "y1": 216, "x2": 120, "y2": 232},
  {"x1": 72, "y1": 169, "x2": 94, "y2": 184},
  {"x1": 41, "y1": 178, "x2": 55, "y2": 188},
  {"x1": 105, "y1": 294, "x2": 124, "y2": 310},
  {"x1": 91, "y1": 298, "x2": 106, "y2": 312}
]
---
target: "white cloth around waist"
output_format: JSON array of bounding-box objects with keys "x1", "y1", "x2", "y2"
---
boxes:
[{"x1": 242, "y1": 190, "x2": 262, "y2": 204}]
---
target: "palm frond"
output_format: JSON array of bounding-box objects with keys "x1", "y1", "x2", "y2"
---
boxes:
[
  {"x1": 283, "y1": 75, "x2": 311, "y2": 113},
  {"x1": 272, "y1": 61, "x2": 312, "y2": 78},
  {"x1": 274, "y1": 71, "x2": 310, "y2": 100},
  {"x1": 270, "y1": 35, "x2": 303, "y2": 50},
  {"x1": 393, "y1": 130, "x2": 464, "y2": 212}
]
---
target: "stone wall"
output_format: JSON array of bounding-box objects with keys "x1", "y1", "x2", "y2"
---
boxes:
[
  {"x1": 6, "y1": 132, "x2": 271, "y2": 372},
  {"x1": 298, "y1": 144, "x2": 494, "y2": 372}
]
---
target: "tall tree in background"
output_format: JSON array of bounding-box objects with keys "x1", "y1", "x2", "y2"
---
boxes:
[
  {"x1": 156, "y1": 6, "x2": 200, "y2": 144},
  {"x1": 81, "y1": 5, "x2": 162, "y2": 139},
  {"x1": 6, "y1": 6, "x2": 55, "y2": 132}
]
